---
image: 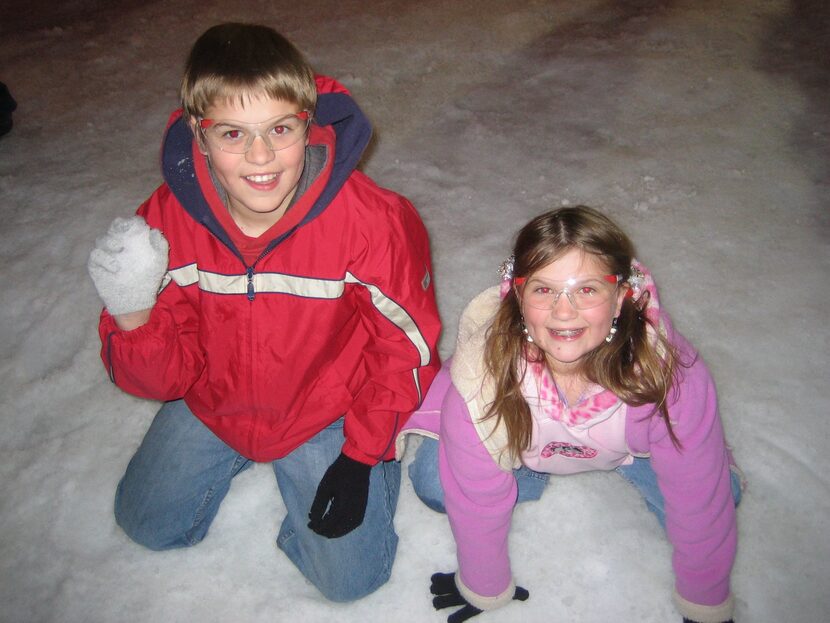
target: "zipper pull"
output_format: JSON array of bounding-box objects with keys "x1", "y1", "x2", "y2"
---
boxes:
[{"x1": 246, "y1": 267, "x2": 255, "y2": 301}]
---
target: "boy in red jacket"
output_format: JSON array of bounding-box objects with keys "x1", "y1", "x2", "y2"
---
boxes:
[{"x1": 87, "y1": 23, "x2": 441, "y2": 601}]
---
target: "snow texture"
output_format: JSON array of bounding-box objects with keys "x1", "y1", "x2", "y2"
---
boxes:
[{"x1": 1, "y1": 1, "x2": 828, "y2": 621}]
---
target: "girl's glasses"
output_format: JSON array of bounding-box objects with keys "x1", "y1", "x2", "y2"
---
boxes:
[{"x1": 515, "y1": 274, "x2": 622, "y2": 310}]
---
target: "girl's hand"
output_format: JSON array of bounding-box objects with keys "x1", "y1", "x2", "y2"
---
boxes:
[{"x1": 430, "y1": 572, "x2": 528, "y2": 622}]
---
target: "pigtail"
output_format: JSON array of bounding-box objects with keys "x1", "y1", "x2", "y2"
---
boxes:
[
  {"x1": 585, "y1": 290, "x2": 682, "y2": 447},
  {"x1": 482, "y1": 295, "x2": 536, "y2": 462}
]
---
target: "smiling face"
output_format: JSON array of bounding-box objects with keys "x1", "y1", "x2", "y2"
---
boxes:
[
  {"x1": 193, "y1": 94, "x2": 307, "y2": 236},
  {"x1": 520, "y1": 248, "x2": 627, "y2": 376}
]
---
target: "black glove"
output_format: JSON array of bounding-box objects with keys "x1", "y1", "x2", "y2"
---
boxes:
[
  {"x1": 683, "y1": 620, "x2": 734, "y2": 623},
  {"x1": 307, "y1": 453, "x2": 372, "y2": 538},
  {"x1": 430, "y1": 572, "x2": 528, "y2": 623}
]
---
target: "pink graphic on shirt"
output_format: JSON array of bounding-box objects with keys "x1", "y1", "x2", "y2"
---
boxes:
[
  {"x1": 540, "y1": 441, "x2": 598, "y2": 459},
  {"x1": 566, "y1": 390, "x2": 620, "y2": 425}
]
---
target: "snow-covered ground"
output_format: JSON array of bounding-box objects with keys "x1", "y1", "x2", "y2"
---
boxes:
[{"x1": 1, "y1": 1, "x2": 828, "y2": 621}]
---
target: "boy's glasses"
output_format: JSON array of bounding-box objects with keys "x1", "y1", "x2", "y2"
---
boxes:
[
  {"x1": 199, "y1": 111, "x2": 311, "y2": 154},
  {"x1": 515, "y1": 274, "x2": 622, "y2": 310}
]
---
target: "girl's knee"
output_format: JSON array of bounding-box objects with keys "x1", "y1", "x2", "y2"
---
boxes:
[
  {"x1": 410, "y1": 479, "x2": 447, "y2": 513},
  {"x1": 408, "y1": 438, "x2": 446, "y2": 513}
]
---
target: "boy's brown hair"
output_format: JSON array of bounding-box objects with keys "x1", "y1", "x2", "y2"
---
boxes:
[{"x1": 181, "y1": 23, "x2": 317, "y2": 120}]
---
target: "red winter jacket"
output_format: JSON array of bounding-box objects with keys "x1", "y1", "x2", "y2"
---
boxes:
[{"x1": 98, "y1": 78, "x2": 442, "y2": 464}]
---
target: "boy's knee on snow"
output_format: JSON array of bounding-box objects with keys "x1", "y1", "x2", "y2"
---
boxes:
[
  {"x1": 114, "y1": 489, "x2": 206, "y2": 551},
  {"x1": 311, "y1": 561, "x2": 393, "y2": 603}
]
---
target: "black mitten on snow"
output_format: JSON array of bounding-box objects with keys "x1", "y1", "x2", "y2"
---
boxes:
[
  {"x1": 307, "y1": 453, "x2": 371, "y2": 538},
  {"x1": 430, "y1": 572, "x2": 528, "y2": 623}
]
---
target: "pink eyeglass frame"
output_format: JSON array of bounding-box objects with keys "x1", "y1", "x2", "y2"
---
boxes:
[{"x1": 514, "y1": 274, "x2": 633, "y2": 298}]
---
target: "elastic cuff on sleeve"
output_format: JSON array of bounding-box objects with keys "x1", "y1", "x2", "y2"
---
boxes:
[
  {"x1": 673, "y1": 589, "x2": 734, "y2": 623},
  {"x1": 394, "y1": 428, "x2": 438, "y2": 461},
  {"x1": 456, "y1": 574, "x2": 515, "y2": 611},
  {"x1": 340, "y1": 443, "x2": 379, "y2": 466}
]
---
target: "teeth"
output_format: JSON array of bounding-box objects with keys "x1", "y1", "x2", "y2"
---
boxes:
[
  {"x1": 246, "y1": 173, "x2": 277, "y2": 183},
  {"x1": 553, "y1": 329, "x2": 582, "y2": 337}
]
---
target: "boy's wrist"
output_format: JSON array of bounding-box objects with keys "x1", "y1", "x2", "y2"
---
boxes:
[{"x1": 112, "y1": 308, "x2": 152, "y2": 331}]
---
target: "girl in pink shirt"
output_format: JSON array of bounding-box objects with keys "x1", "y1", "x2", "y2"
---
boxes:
[{"x1": 400, "y1": 206, "x2": 743, "y2": 623}]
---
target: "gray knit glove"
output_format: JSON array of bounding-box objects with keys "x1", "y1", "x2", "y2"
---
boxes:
[{"x1": 87, "y1": 216, "x2": 169, "y2": 315}]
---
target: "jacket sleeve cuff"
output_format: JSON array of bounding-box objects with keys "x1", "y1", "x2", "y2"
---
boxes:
[
  {"x1": 340, "y1": 442, "x2": 379, "y2": 466},
  {"x1": 674, "y1": 589, "x2": 734, "y2": 623},
  {"x1": 456, "y1": 573, "x2": 516, "y2": 611}
]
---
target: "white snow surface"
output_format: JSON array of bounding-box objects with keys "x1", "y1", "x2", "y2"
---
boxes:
[{"x1": 1, "y1": 1, "x2": 828, "y2": 621}]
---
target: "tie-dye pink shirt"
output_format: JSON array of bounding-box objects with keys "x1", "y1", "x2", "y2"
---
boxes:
[{"x1": 519, "y1": 360, "x2": 634, "y2": 474}]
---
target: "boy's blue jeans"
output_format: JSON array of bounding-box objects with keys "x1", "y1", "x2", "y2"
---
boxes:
[
  {"x1": 408, "y1": 437, "x2": 742, "y2": 528},
  {"x1": 114, "y1": 399, "x2": 400, "y2": 602}
]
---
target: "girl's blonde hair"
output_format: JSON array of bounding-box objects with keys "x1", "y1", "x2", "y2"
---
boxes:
[
  {"x1": 180, "y1": 23, "x2": 317, "y2": 120},
  {"x1": 483, "y1": 206, "x2": 681, "y2": 461}
]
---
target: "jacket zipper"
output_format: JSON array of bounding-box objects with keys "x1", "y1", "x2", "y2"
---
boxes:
[
  {"x1": 245, "y1": 245, "x2": 277, "y2": 302},
  {"x1": 246, "y1": 266, "x2": 255, "y2": 301}
]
